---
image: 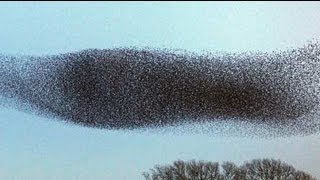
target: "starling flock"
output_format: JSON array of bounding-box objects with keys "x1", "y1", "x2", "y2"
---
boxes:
[{"x1": 1, "y1": 43, "x2": 320, "y2": 134}]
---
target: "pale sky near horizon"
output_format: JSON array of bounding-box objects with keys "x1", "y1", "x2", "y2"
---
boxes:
[{"x1": 1, "y1": 2, "x2": 320, "y2": 180}]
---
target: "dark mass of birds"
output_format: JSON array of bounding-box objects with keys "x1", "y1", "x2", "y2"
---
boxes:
[{"x1": 1, "y1": 43, "x2": 320, "y2": 131}]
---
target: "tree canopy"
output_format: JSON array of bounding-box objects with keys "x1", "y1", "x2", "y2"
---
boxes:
[{"x1": 142, "y1": 158, "x2": 316, "y2": 180}]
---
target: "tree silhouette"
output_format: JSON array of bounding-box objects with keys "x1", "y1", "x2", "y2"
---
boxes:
[{"x1": 142, "y1": 158, "x2": 316, "y2": 180}]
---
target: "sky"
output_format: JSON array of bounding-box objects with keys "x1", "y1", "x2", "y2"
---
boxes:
[{"x1": 1, "y1": 2, "x2": 320, "y2": 180}]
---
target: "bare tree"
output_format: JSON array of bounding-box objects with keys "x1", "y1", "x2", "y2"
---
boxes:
[
  {"x1": 221, "y1": 162, "x2": 246, "y2": 180},
  {"x1": 143, "y1": 160, "x2": 221, "y2": 180},
  {"x1": 142, "y1": 158, "x2": 316, "y2": 180}
]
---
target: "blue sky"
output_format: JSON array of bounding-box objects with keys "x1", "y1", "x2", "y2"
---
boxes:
[
  {"x1": 1, "y1": 2, "x2": 320, "y2": 180},
  {"x1": 0, "y1": 1, "x2": 320, "y2": 55}
]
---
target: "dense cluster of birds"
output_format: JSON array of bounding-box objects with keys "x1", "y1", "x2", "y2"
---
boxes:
[{"x1": 1, "y1": 43, "x2": 320, "y2": 133}]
